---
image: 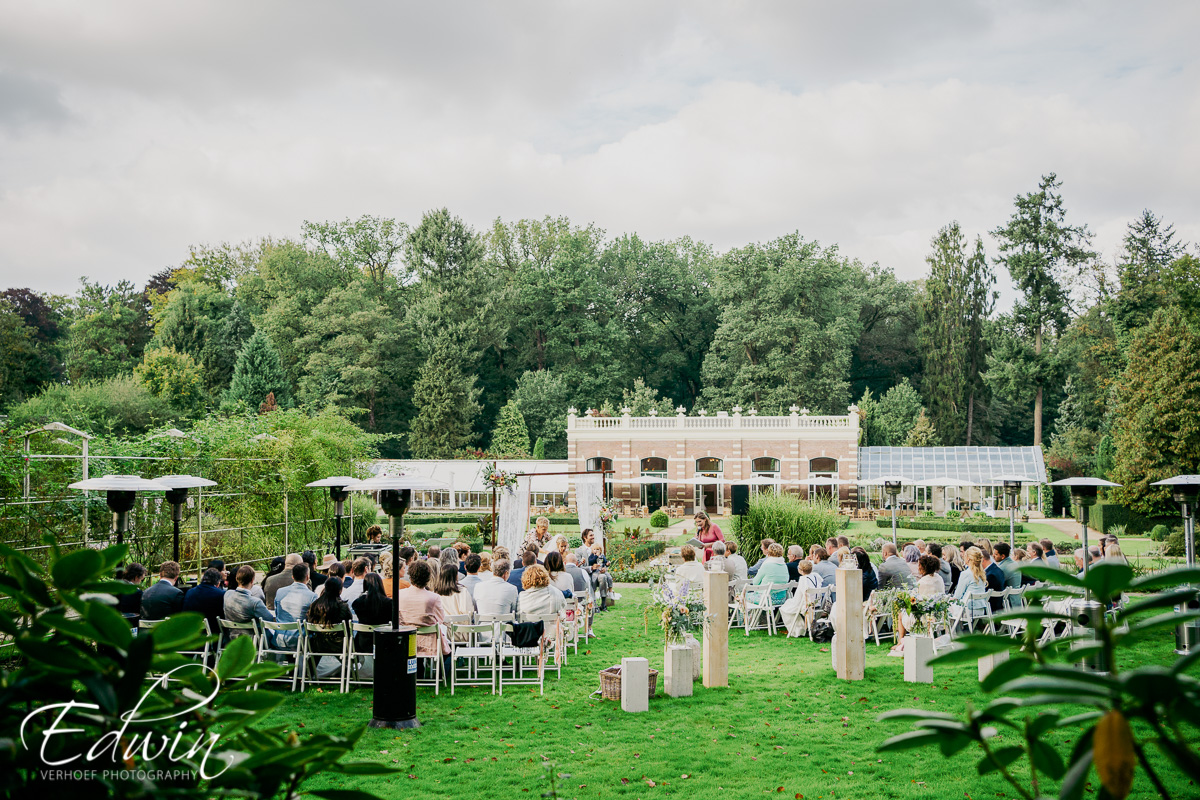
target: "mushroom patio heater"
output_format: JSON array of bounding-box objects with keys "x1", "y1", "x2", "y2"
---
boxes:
[
  {"x1": 306, "y1": 476, "x2": 358, "y2": 559},
  {"x1": 155, "y1": 475, "x2": 217, "y2": 564},
  {"x1": 347, "y1": 473, "x2": 450, "y2": 730},
  {"x1": 1150, "y1": 475, "x2": 1200, "y2": 654},
  {"x1": 868, "y1": 476, "x2": 908, "y2": 545},
  {"x1": 993, "y1": 475, "x2": 1028, "y2": 550},
  {"x1": 1048, "y1": 477, "x2": 1122, "y2": 672},
  {"x1": 68, "y1": 474, "x2": 170, "y2": 547}
]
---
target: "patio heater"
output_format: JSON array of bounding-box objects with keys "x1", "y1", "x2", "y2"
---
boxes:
[
  {"x1": 1048, "y1": 477, "x2": 1122, "y2": 672},
  {"x1": 347, "y1": 473, "x2": 450, "y2": 730},
  {"x1": 993, "y1": 476, "x2": 1027, "y2": 550},
  {"x1": 306, "y1": 476, "x2": 358, "y2": 559},
  {"x1": 1149, "y1": 475, "x2": 1200, "y2": 654},
  {"x1": 67, "y1": 475, "x2": 170, "y2": 548},
  {"x1": 883, "y1": 478, "x2": 904, "y2": 545},
  {"x1": 155, "y1": 475, "x2": 217, "y2": 564}
]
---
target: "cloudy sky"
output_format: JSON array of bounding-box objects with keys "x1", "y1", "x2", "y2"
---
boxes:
[{"x1": 1, "y1": 1, "x2": 1197, "y2": 300}]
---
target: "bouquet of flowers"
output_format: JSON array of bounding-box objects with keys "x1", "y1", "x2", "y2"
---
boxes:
[
  {"x1": 645, "y1": 576, "x2": 707, "y2": 643},
  {"x1": 874, "y1": 587, "x2": 952, "y2": 636},
  {"x1": 482, "y1": 462, "x2": 517, "y2": 490},
  {"x1": 597, "y1": 498, "x2": 620, "y2": 533}
]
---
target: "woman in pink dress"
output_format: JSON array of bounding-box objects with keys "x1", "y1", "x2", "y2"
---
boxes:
[{"x1": 694, "y1": 511, "x2": 725, "y2": 562}]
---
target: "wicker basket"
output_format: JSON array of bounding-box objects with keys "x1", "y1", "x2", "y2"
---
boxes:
[{"x1": 598, "y1": 665, "x2": 658, "y2": 701}]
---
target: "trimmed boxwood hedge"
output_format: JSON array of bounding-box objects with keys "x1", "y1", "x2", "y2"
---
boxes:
[
  {"x1": 875, "y1": 517, "x2": 1023, "y2": 534},
  {"x1": 407, "y1": 512, "x2": 580, "y2": 526},
  {"x1": 606, "y1": 538, "x2": 666, "y2": 569}
]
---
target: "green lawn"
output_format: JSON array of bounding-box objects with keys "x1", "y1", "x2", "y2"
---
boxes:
[
  {"x1": 404, "y1": 516, "x2": 684, "y2": 540},
  {"x1": 265, "y1": 586, "x2": 1190, "y2": 800}
]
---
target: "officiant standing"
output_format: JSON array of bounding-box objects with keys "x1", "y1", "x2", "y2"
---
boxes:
[{"x1": 693, "y1": 511, "x2": 725, "y2": 562}]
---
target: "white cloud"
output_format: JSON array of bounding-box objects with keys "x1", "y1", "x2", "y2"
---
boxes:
[{"x1": 0, "y1": 1, "x2": 1198, "y2": 297}]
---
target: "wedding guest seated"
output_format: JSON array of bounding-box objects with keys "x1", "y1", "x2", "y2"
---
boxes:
[
  {"x1": 318, "y1": 561, "x2": 347, "y2": 596},
  {"x1": 182, "y1": 567, "x2": 227, "y2": 631},
  {"x1": 395, "y1": 561, "x2": 447, "y2": 668},
  {"x1": 724, "y1": 541, "x2": 748, "y2": 582},
  {"x1": 952, "y1": 547, "x2": 989, "y2": 622},
  {"x1": 981, "y1": 548, "x2": 1006, "y2": 610},
  {"x1": 434, "y1": 563, "x2": 476, "y2": 630},
  {"x1": 890, "y1": 554, "x2": 946, "y2": 655},
  {"x1": 141, "y1": 561, "x2": 184, "y2": 620},
  {"x1": 517, "y1": 564, "x2": 566, "y2": 619},
  {"x1": 748, "y1": 543, "x2": 789, "y2": 604},
  {"x1": 785, "y1": 545, "x2": 804, "y2": 582},
  {"x1": 206, "y1": 558, "x2": 229, "y2": 590},
  {"x1": 1073, "y1": 548, "x2": 1092, "y2": 577},
  {"x1": 478, "y1": 552, "x2": 492, "y2": 576},
  {"x1": 262, "y1": 555, "x2": 286, "y2": 593},
  {"x1": 943, "y1": 545, "x2": 964, "y2": 592},
  {"x1": 779, "y1": 560, "x2": 821, "y2": 637},
  {"x1": 264, "y1": 553, "x2": 302, "y2": 610},
  {"x1": 491, "y1": 546, "x2": 510, "y2": 565},
  {"x1": 461, "y1": 554, "x2": 483, "y2": 597},
  {"x1": 565, "y1": 553, "x2": 597, "y2": 637},
  {"x1": 475, "y1": 558, "x2": 519, "y2": 616},
  {"x1": 342, "y1": 558, "x2": 370, "y2": 606},
  {"x1": 300, "y1": 551, "x2": 318, "y2": 589},
  {"x1": 453, "y1": 542, "x2": 471, "y2": 575},
  {"x1": 877, "y1": 543, "x2": 915, "y2": 590},
  {"x1": 850, "y1": 548, "x2": 879, "y2": 596},
  {"x1": 312, "y1": 553, "x2": 336, "y2": 592},
  {"x1": 307, "y1": 574, "x2": 353, "y2": 677},
  {"x1": 809, "y1": 545, "x2": 837, "y2": 587},
  {"x1": 341, "y1": 558, "x2": 354, "y2": 587},
  {"x1": 380, "y1": 553, "x2": 411, "y2": 597},
  {"x1": 975, "y1": 538, "x2": 994, "y2": 559},
  {"x1": 708, "y1": 541, "x2": 727, "y2": 574},
  {"x1": 225, "y1": 564, "x2": 277, "y2": 625},
  {"x1": 588, "y1": 544, "x2": 613, "y2": 608},
  {"x1": 544, "y1": 551, "x2": 574, "y2": 596},
  {"x1": 902, "y1": 544, "x2": 922, "y2": 576},
  {"x1": 824, "y1": 537, "x2": 840, "y2": 565},
  {"x1": 925, "y1": 542, "x2": 952, "y2": 592},
  {"x1": 993, "y1": 542, "x2": 1021, "y2": 588},
  {"x1": 509, "y1": 550, "x2": 537, "y2": 591},
  {"x1": 747, "y1": 539, "x2": 775, "y2": 578},
  {"x1": 272, "y1": 564, "x2": 315, "y2": 650},
  {"x1": 1041, "y1": 539, "x2": 1061, "y2": 569},
  {"x1": 675, "y1": 545, "x2": 706, "y2": 584},
  {"x1": 351, "y1": 573, "x2": 391, "y2": 647},
  {"x1": 116, "y1": 562, "x2": 147, "y2": 615},
  {"x1": 427, "y1": 544, "x2": 442, "y2": 562}
]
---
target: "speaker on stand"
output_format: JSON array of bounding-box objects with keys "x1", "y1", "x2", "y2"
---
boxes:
[{"x1": 731, "y1": 484, "x2": 750, "y2": 517}]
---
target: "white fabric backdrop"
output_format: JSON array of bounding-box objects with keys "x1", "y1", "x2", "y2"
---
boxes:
[
  {"x1": 498, "y1": 481, "x2": 530, "y2": 555},
  {"x1": 574, "y1": 474, "x2": 605, "y2": 547}
]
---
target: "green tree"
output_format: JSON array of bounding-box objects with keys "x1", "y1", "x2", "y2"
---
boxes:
[
  {"x1": 1, "y1": 288, "x2": 65, "y2": 392},
  {"x1": 65, "y1": 279, "x2": 152, "y2": 383},
  {"x1": 620, "y1": 377, "x2": 676, "y2": 416},
  {"x1": 149, "y1": 279, "x2": 234, "y2": 397},
  {"x1": 0, "y1": 305, "x2": 39, "y2": 410},
  {"x1": 512, "y1": 369, "x2": 572, "y2": 458},
  {"x1": 295, "y1": 281, "x2": 408, "y2": 429},
  {"x1": 849, "y1": 269, "x2": 922, "y2": 401},
  {"x1": 225, "y1": 330, "x2": 291, "y2": 410},
  {"x1": 1110, "y1": 307, "x2": 1200, "y2": 516},
  {"x1": 408, "y1": 342, "x2": 481, "y2": 458},
  {"x1": 209, "y1": 299, "x2": 255, "y2": 392},
  {"x1": 5, "y1": 375, "x2": 171, "y2": 436},
  {"x1": 700, "y1": 233, "x2": 867, "y2": 413},
  {"x1": 991, "y1": 174, "x2": 1095, "y2": 445},
  {"x1": 904, "y1": 409, "x2": 939, "y2": 446},
  {"x1": 871, "y1": 379, "x2": 926, "y2": 446},
  {"x1": 490, "y1": 399, "x2": 531, "y2": 456},
  {"x1": 135, "y1": 346, "x2": 205, "y2": 415},
  {"x1": 304, "y1": 214, "x2": 410, "y2": 283},
  {"x1": 531, "y1": 436, "x2": 546, "y2": 459},
  {"x1": 1113, "y1": 209, "x2": 1188, "y2": 334}
]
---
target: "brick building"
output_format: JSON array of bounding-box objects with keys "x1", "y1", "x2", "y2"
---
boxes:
[{"x1": 565, "y1": 406, "x2": 861, "y2": 514}]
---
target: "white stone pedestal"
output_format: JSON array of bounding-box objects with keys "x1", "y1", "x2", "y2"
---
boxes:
[
  {"x1": 703, "y1": 570, "x2": 729, "y2": 688},
  {"x1": 664, "y1": 644, "x2": 693, "y2": 697},
  {"x1": 978, "y1": 648, "x2": 1009, "y2": 681},
  {"x1": 683, "y1": 632, "x2": 702, "y2": 680},
  {"x1": 621, "y1": 657, "x2": 649, "y2": 712},
  {"x1": 903, "y1": 635, "x2": 934, "y2": 683},
  {"x1": 834, "y1": 569, "x2": 865, "y2": 681}
]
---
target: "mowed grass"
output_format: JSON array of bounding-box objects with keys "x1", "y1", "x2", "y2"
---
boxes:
[{"x1": 263, "y1": 587, "x2": 1190, "y2": 800}]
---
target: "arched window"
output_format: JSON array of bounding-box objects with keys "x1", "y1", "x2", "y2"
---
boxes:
[
  {"x1": 695, "y1": 457, "x2": 723, "y2": 474},
  {"x1": 752, "y1": 457, "x2": 780, "y2": 474},
  {"x1": 809, "y1": 457, "x2": 838, "y2": 474},
  {"x1": 586, "y1": 457, "x2": 613, "y2": 472},
  {"x1": 640, "y1": 457, "x2": 668, "y2": 473}
]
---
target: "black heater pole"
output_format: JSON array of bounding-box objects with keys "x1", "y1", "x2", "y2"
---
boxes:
[
  {"x1": 165, "y1": 487, "x2": 188, "y2": 563},
  {"x1": 106, "y1": 490, "x2": 136, "y2": 547},
  {"x1": 372, "y1": 488, "x2": 420, "y2": 730},
  {"x1": 331, "y1": 486, "x2": 350, "y2": 560}
]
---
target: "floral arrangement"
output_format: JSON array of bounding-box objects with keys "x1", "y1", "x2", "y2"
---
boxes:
[
  {"x1": 873, "y1": 587, "x2": 953, "y2": 636},
  {"x1": 482, "y1": 461, "x2": 517, "y2": 489},
  {"x1": 644, "y1": 576, "x2": 707, "y2": 643},
  {"x1": 597, "y1": 497, "x2": 620, "y2": 533}
]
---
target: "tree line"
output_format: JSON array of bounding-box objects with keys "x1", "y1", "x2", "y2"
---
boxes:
[{"x1": 1, "y1": 174, "x2": 1197, "y2": 511}]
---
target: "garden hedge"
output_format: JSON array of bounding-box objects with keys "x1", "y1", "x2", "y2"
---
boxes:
[
  {"x1": 875, "y1": 517, "x2": 1023, "y2": 534},
  {"x1": 406, "y1": 512, "x2": 580, "y2": 526},
  {"x1": 1078, "y1": 501, "x2": 1173, "y2": 536},
  {"x1": 606, "y1": 539, "x2": 665, "y2": 570}
]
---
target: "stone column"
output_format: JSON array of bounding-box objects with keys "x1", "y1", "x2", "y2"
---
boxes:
[
  {"x1": 904, "y1": 635, "x2": 934, "y2": 683},
  {"x1": 664, "y1": 645, "x2": 693, "y2": 697},
  {"x1": 703, "y1": 570, "x2": 729, "y2": 687},
  {"x1": 978, "y1": 648, "x2": 1009, "y2": 682},
  {"x1": 834, "y1": 568, "x2": 865, "y2": 681},
  {"x1": 621, "y1": 657, "x2": 649, "y2": 712}
]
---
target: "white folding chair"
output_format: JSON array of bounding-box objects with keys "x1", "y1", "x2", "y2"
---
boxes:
[
  {"x1": 299, "y1": 621, "x2": 350, "y2": 693},
  {"x1": 258, "y1": 620, "x2": 303, "y2": 691},
  {"x1": 497, "y1": 617, "x2": 551, "y2": 695},
  {"x1": 745, "y1": 583, "x2": 788, "y2": 635},
  {"x1": 217, "y1": 618, "x2": 261, "y2": 660},
  {"x1": 449, "y1": 621, "x2": 499, "y2": 694},
  {"x1": 346, "y1": 622, "x2": 387, "y2": 691},
  {"x1": 727, "y1": 579, "x2": 750, "y2": 631},
  {"x1": 807, "y1": 586, "x2": 833, "y2": 641},
  {"x1": 413, "y1": 624, "x2": 444, "y2": 694},
  {"x1": 864, "y1": 591, "x2": 895, "y2": 645}
]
